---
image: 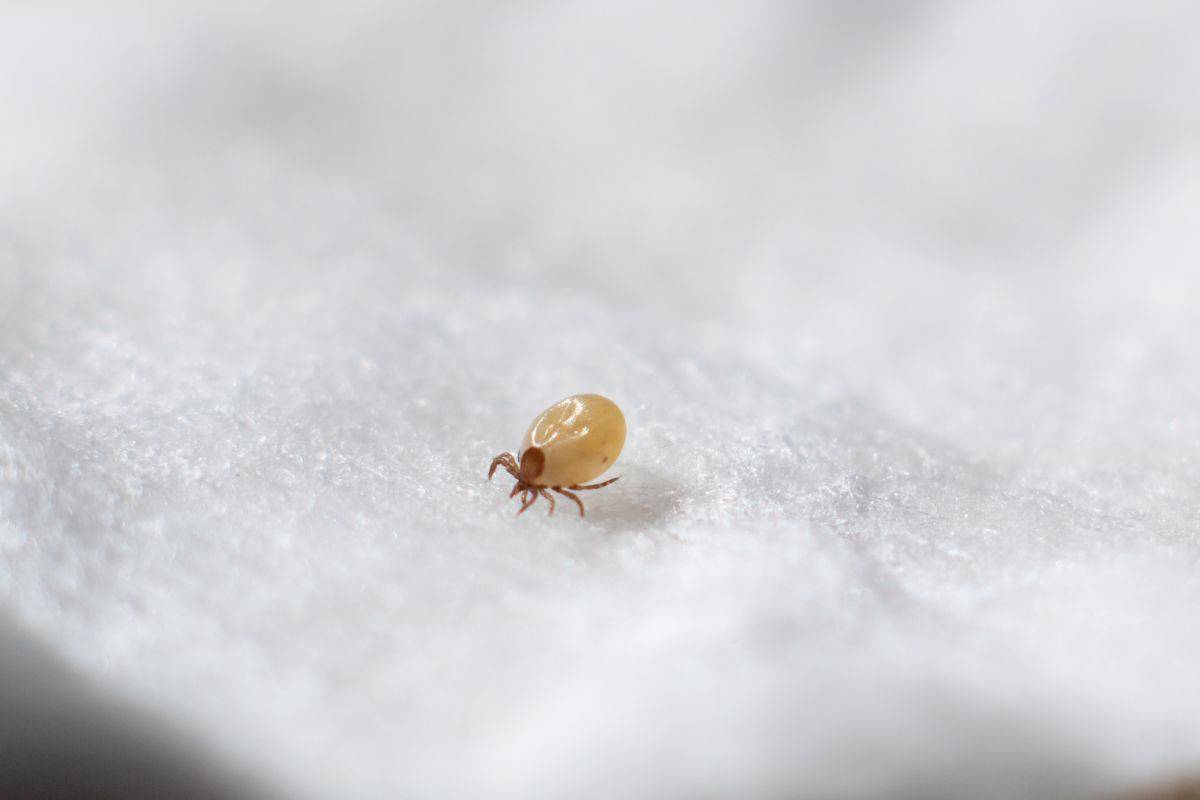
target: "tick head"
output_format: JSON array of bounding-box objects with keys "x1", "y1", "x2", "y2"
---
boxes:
[{"x1": 519, "y1": 447, "x2": 545, "y2": 485}]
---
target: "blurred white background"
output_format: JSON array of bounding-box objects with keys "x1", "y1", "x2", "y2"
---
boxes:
[{"x1": 2, "y1": 2, "x2": 1199, "y2": 798}]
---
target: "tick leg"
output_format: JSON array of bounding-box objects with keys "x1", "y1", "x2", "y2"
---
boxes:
[
  {"x1": 517, "y1": 488, "x2": 539, "y2": 515},
  {"x1": 488, "y1": 452, "x2": 519, "y2": 480},
  {"x1": 552, "y1": 486, "x2": 586, "y2": 517},
  {"x1": 570, "y1": 476, "x2": 620, "y2": 491},
  {"x1": 509, "y1": 482, "x2": 525, "y2": 499},
  {"x1": 538, "y1": 487, "x2": 556, "y2": 515}
]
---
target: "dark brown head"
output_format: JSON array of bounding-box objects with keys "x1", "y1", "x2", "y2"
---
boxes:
[{"x1": 519, "y1": 447, "x2": 545, "y2": 485}]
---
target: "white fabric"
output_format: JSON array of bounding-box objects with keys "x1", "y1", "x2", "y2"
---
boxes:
[{"x1": 2, "y1": 2, "x2": 1199, "y2": 798}]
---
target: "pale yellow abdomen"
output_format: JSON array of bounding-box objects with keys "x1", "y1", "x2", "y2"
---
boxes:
[{"x1": 518, "y1": 394, "x2": 625, "y2": 487}]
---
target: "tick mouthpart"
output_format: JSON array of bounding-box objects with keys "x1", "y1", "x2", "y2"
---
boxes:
[{"x1": 519, "y1": 447, "x2": 545, "y2": 483}]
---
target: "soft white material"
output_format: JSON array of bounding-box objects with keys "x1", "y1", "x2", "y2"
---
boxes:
[{"x1": 2, "y1": 2, "x2": 1199, "y2": 798}]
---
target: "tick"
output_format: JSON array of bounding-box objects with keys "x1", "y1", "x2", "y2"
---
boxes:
[{"x1": 488, "y1": 393, "x2": 626, "y2": 517}]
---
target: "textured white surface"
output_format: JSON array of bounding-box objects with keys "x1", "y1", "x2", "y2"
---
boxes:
[{"x1": 2, "y1": 2, "x2": 1200, "y2": 798}]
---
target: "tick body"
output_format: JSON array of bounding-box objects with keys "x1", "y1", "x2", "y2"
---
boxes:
[{"x1": 488, "y1": 393, "x2": 626, "y2": 517}]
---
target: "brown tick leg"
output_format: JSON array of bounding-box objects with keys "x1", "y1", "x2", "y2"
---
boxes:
[
  {"x1": 538, "y1": 488, "x2": 556, "y2": 515},
  {"x1": 570, "y1": 476, "x2": 620, "y2": 491},
  {"x1": 552, "y1": 486, "x2": 586, "y2": 517},
  {"x1": 517, "y1": 488, "x2": 539, "y2": 515},
  {"x1": 509, "y1": 482, "x2": 525, "y2": 499},
  {"x1": 489, "y1": 454, "x2": 509, "y2": 480},
  {"x1": 489, "y1": 452, "x2": 520, "y2": 481}
]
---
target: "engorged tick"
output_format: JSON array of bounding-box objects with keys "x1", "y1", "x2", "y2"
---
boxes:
[{"x1": 488, "y1": 393, "x2": 626, "y2": 517}]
